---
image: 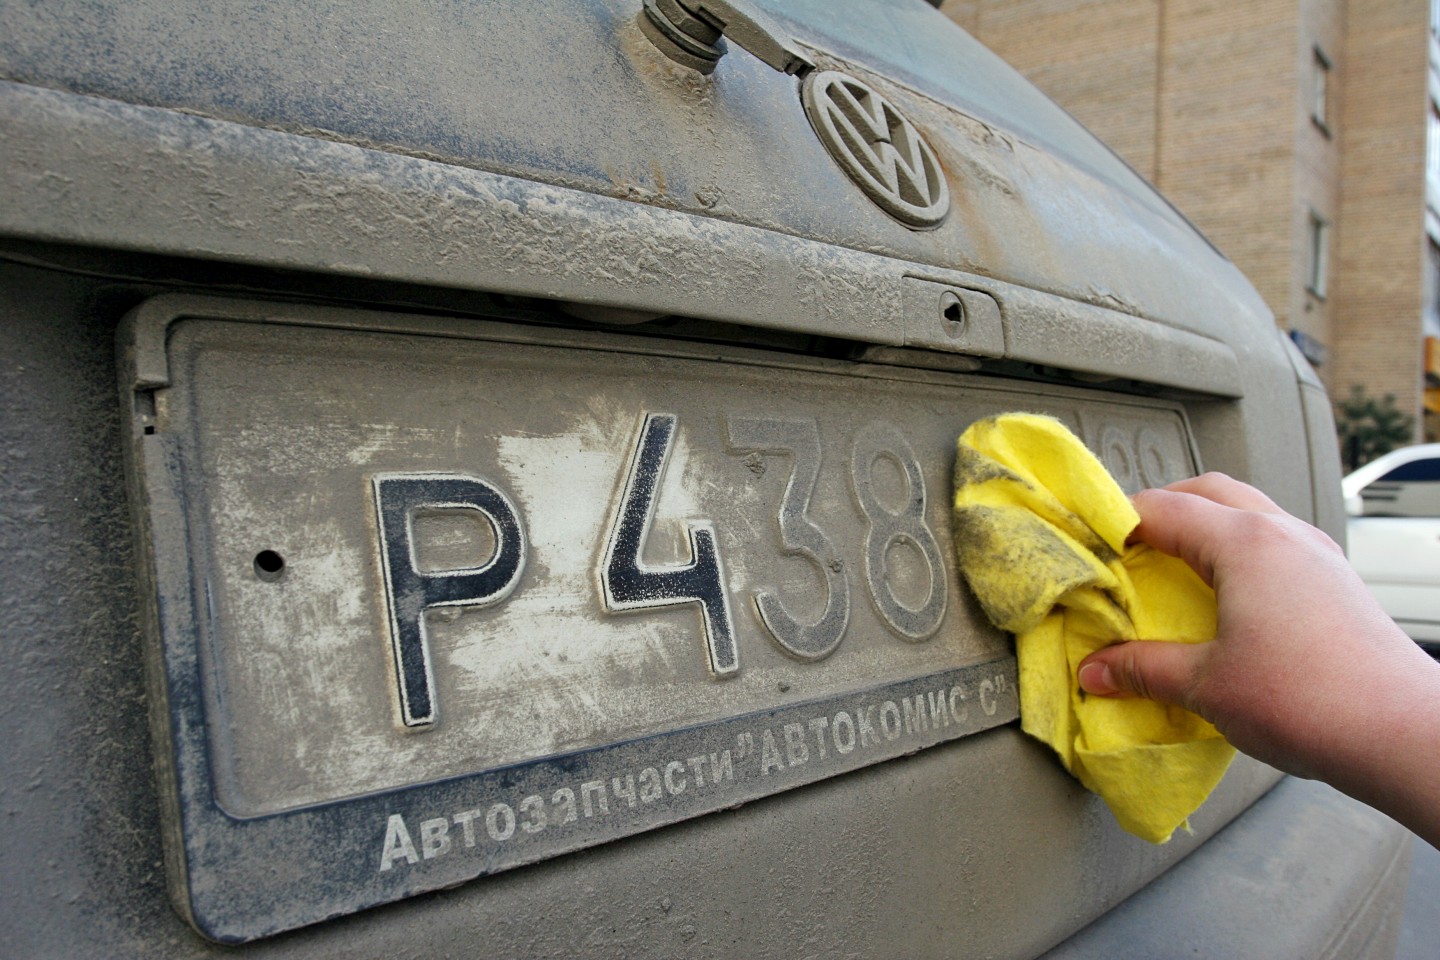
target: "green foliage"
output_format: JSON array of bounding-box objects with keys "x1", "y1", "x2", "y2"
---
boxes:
[{"x1": 1335, "y1": 385, "x2": 1415, "y2": 472}]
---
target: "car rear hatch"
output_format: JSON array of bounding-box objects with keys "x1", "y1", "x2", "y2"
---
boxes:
[{"x1": 0, "y1": 0, "x2": 1398, "y2": 956}]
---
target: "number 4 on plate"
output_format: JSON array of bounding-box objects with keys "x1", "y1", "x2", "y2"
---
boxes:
[{"x1": 601, "y1": 412, "x2": 739, "y2": 677}]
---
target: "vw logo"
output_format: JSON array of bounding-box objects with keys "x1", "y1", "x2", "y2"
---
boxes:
[{"x1": 802, "y1": 71, "x2": 950, "y2": 230}]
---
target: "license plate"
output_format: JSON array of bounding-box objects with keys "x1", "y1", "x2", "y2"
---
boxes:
[{"x1": 121, "y1": 297, "x2": 1199, "y2": 942}]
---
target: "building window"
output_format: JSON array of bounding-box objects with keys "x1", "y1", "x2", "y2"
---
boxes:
[
  {"x1": 1428, "y1": 239, "x2": 1440, "y2": 332},
  {"x1": 1312, "y1": 46, "x2": 1332, "y2": 136},
  {"x1": 1307, "y1": 211, "x2": 1330, "y2": 299},
  {"x1": 1430, "y1": 104, "x2": 1440, "y2": 182}
]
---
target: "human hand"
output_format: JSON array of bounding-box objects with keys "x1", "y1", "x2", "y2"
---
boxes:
[{"x1": 1076, "y1": 473, "x2": 1440, "y2": 844}]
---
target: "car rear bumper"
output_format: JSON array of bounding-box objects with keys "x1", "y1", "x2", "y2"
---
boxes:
[{"x1": 1042, "y1": 775, "x2": 1412, "y2": 960}]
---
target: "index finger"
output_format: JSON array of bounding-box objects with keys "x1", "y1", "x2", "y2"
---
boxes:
[
  {"x1": 1150, "y1": 472, "x2": 1286, "y2": 515},
  {"x1": 1129, "y1": 486, "x2": 1254, "y2": 587}
]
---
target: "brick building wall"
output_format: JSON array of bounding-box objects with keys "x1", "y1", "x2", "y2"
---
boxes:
[
  {"x1": 944, "y1": 0, "x2": 1430, "y2": 436},
  {"x1": 1290, "y1": 0, "x2": 1344, "y2": 362},
  {"x1": 941, "y1": 1, "x2": 1163, "y2": 181},
  {"x1": 1155, "y1": 1, "x2": 1299, "y2": 346},
  {"x1": 1330, "y1": 0, "x2": 1428, "y2": 418}
]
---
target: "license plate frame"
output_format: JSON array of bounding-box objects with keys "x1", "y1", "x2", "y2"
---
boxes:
[{"x1": 120, "y1": 296, "x2": 1198, "y2": 942}]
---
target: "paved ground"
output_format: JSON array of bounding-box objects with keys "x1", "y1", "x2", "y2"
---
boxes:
[{"x1": 1397, "y1": 835, "x2": 1440, "y2": 959}]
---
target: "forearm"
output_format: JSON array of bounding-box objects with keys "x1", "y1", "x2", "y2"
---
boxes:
[{"x1": 1309, "y1": 639, "x2": 1440, "y2": 848}]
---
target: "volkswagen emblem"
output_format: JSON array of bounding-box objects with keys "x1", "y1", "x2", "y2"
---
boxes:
[{"x1": 802, "y1": 71, "x2": 950, "y2": 229}]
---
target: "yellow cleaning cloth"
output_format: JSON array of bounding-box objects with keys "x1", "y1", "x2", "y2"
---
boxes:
[{"x1": 952, "y1": 414, "x2": 1234, "y2": 843}]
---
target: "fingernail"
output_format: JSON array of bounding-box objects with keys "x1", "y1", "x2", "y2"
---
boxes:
[{"x1": 1078, "y1": 661, "x2": 1116, "y2": 695}]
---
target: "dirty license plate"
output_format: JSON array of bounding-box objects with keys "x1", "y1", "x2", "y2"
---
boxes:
[{"x1": 121, "y1": 298, "x2": 1198, "y2": 942}]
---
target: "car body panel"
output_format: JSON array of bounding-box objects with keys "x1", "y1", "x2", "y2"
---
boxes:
[{"x1": 0, "y1": 1, "x2": 1406, "y2": 957}]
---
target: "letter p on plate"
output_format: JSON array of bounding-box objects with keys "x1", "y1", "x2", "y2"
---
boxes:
[{"x1": 372, "y1": 473, "x2": 527, "y2": 727}]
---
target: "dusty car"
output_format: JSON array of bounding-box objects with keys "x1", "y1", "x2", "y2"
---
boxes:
[
  {"x1": 0, "y1": 0, "x2": 1411, "y2": 957},
  {"x1": 1346, "y1": 443, "x2": 1440, "y2": 650}
]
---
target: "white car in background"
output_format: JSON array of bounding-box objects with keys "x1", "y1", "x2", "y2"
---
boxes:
[{"x1": 1345, "y1": 443, "x2": 1440, "y2": 650}]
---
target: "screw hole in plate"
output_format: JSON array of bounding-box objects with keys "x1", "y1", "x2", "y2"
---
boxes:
[{"x1": 254, "y1": 549, "x2": 286, "y2": 582}]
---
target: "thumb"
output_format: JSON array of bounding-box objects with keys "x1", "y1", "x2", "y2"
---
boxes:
[{"x1": 1077, "y1": 640, "x2": 1208, "y2": 710}]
